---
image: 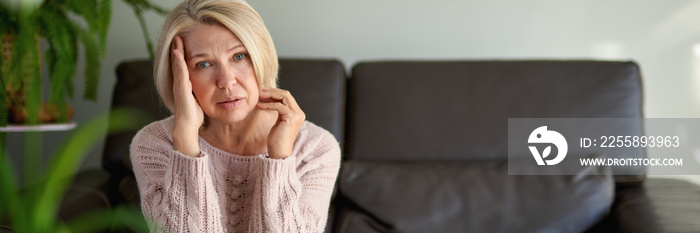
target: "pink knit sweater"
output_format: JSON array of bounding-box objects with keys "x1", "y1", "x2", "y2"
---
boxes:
[{"x1": 130, "y1": 116, "x2": 341, "y2": 232}]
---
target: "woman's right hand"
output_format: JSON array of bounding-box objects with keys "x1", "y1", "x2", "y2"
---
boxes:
[{"x1": 171, "y1": 35, "x2": 204, "y2": 157}]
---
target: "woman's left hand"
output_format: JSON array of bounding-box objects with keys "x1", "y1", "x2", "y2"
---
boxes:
[{"x1": 257, "y1": 86, "x2": 306, "y2": 159}]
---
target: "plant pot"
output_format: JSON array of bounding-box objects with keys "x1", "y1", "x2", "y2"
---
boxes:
[{"x1": 8, "y1": 102, "x2": 75, "y2": 124}]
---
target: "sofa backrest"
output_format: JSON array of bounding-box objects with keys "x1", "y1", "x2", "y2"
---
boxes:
[
  {"x1": 278, "y1": 59, "x2": 347, "y2": 143},
  {"x1": 345, "y1": 60, "x2": 644, "y2": 179},
  {"x1": 104, "y1": 60, "x2": 170, "y2": 176}
]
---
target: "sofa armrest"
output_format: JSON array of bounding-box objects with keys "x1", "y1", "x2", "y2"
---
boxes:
[{"x1": 614, "y1": 178, "x2": 700, "y2": 233}]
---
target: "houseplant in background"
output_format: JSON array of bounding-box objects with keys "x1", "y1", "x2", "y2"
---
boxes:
[
  {"x1": 0, "y1": 0, "x2": 167, "y2": 232},
  {"x1": 0, "y1": 0, "x2": 167, "y2": 125}
]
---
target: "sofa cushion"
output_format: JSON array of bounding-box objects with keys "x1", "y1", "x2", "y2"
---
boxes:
[{"x1": 337, "y1": 156, "x2": 613, "y2": 233}]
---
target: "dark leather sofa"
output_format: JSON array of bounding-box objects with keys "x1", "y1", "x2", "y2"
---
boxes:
[{"x1": 92, "y1": 59, "x2": 700, "y2": 232}]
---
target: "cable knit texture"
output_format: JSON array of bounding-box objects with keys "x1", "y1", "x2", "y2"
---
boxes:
[{"x1": 130, "y1": 116, "x2": 341, "y2": 232}]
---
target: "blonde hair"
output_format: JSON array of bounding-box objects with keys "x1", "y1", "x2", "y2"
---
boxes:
[{"x1": 153, "y1": 0, "x2": 278, "y2": 113}]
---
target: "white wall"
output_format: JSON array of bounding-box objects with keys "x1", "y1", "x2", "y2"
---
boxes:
[{"x1": 14, "y1": 0, "x2": 699, "y2": 184}]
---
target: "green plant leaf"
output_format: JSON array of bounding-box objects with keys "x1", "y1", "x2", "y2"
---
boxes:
[
  {"x1": 63, "y1": 205, "x2": 149, "y2": 233},
  {"x1": 32, "y1": 108, "x2": 152, "y2": 230},
  {"x1": 18, "y1": 13, "x2": 41, "y2": 126},
  {"x1": 64, "y1": 70, "x2": 74, "y2": 98},
  {"x1": 76, "y1": 26, "x2": 100, "y2": 101},
  {"x1": 6, "y1": 14, "x2": 36, "y2": 93},
  {"x1": 45, "y1": 41, "x2": 65, "y2": 107},
  {"x1": 147, "y1": 2, "x2": 169, "y2": 15},
  {"x1": 38, "y1": 5, "x2": 78, "y2": 72},
  {"x1": 40, "y1": 18, "x2": 70, "y2": 116},
  {"x1": 123, "y1": 0, "x2": 169, "y2": 59},
  {"x1": 0, "y1": 150, "x2": 27, "y2": 232},
  {"x1": 0, "y1": 4, "x2": 12, "y2": 36},
  {"x1": 65, "y1": 0, "x2": 99, "y2": 37},
  {"x1": 38, "y1": 3, "x2": 89, "y2": 103},
  {"x1": 134, "y1": 8, "x2": 156, "y2": 59},
  {"x1": 46, "y1": 2, "x2": 104, "y2": 102},
  {"x1": 98, "y1": 0, "x2": 112, "y2": 55},
  {"x1": 22, "y1": 44, "x2": 41, "y2": 125}
]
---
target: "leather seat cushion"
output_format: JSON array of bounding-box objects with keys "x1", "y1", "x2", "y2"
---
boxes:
[{"x1": 338, "y1": 157, "x2": 613, "y2": 233}]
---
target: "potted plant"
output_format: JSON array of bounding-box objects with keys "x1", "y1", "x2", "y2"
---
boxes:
[
  {"x1": 0, "y1": 0, "x2": 167, "y2": 125},
  {"x1": 0, "y1": 0, "x2": 167, "y2": 232}
]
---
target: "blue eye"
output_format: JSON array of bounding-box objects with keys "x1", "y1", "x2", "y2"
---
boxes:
[
  {"x1": 234, "y1": 53, "x2": 246, "y2": 61},
  {"x1": 197, "y1": 61, "x2": 209, "y2": 68}
]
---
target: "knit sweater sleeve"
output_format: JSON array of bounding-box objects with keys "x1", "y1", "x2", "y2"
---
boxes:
[
  {"x1": 130, "y1": 120, "x2": 224, "y2": 232},
  {"x1": 248, "y1": 123, "x2": 341, "y2": 232}
]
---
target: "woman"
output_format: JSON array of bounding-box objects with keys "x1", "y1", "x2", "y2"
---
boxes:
[{"x1": 129, "y1": 0, "x2": 341, "y2": 232}]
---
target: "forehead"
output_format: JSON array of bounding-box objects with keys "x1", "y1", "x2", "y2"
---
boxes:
[{"x1": 183, "y1": 23, "x2": 243, "y2": 52}]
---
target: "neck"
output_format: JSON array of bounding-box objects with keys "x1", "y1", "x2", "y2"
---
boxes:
[{"x1": 199, "y1": 109, "x2": 275, "y2": 155}]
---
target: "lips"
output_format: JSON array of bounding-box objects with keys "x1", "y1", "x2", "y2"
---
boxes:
[{"x1": 217, "y1": 98, "x2": 243, "y2": 110}]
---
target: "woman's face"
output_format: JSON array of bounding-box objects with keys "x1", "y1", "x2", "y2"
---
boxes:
[{"x1": 183, "y1": 23, "x2": 259, "y2": 124}]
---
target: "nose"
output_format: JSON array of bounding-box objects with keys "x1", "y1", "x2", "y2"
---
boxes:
[{"x1": 216, "y1": 65, "x2": 238, "y2": 88}]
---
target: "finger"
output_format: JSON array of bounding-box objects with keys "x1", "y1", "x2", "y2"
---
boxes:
[
  {"x1": 258, "y1": 91, "x2": 286, "y2": 103},
  {"x1": 258, "y1": 101, "x2": 306, "y2": 124},
  {"x1": 171, "y1": 36, "x2": 189, "y2": 84},
  {"x1": 173, "y1": 35, "x2": 184, "y2": 53},
  {"x1": 171, "y1": 50, "x2": 185, "y2": 79},
  {"x1": 256, "y1": 102, "x2": 296, "y2": 117},
  {"x1": 170, "y1": 36, "x2": 183, "y2": 65},
  {"x1": 259, "y1": 87, "x2": 301, "y2": 110}
]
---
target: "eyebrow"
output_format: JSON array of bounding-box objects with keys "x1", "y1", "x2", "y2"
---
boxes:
[{"x1": 187, "y1": 44, "x2": 244, "y2": 61}]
